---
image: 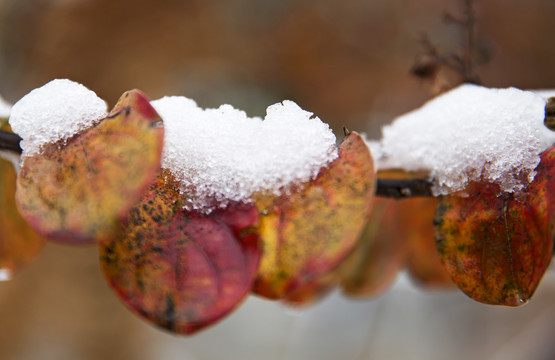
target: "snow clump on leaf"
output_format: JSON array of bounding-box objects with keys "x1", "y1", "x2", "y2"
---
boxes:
[
  {"x1": 370, "y1": 84, "x2": 555, "y2": 195},
  {"x1": 9, "y1": 79, "x2": 108, "y2": 156},
  {"x1": 151, "y1": 97, "x2": 338, "y2": 212}
]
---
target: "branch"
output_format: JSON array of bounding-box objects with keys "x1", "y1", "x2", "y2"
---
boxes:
[
  {"x1": 0, "y1": 128, "x2": 434, "y2": 198},
  {"x1": 376, "y1": 178, "x2": 433, "y2": 198},
  {"x1": 0, "y1": 130, "x2": 22, "y2": 153}
]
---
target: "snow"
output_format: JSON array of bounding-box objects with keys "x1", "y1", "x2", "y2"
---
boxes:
[
  {"x1": 371, "y1": 84, "x2": 555, "y2": 195},
  {"x1": 0, "y1": 96, "x2": 11, "y2": 119},
  {"x1": 9, "y1": 79, "x2": 108, "y2": 156},
  {"x1": 151, "y1": 97, "x2": 338, "y2": 212}
]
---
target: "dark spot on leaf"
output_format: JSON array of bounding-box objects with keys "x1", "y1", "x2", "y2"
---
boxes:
[{"x1": 162, "y1": 294, "x2": 176, "y2": 331}]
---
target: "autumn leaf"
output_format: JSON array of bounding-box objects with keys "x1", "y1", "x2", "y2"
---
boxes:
[
  {"x1": 403, "y1": 197, "x2": 453, "y2": 287},
  {"x1": 253, "y1": 131, "x2": 375, "y2": 299},
  {"x1": 282, "y1": 272, "x2": 339, "y2": 307},
  {"x1": 435, "y1": 145, "x2": 555, "y2": 305},
  {"x1": 340, "y1": 168, "x2": 450, "y2": 297},
  {"x1": 340, "y1": 198, "x2": 407, "y2": 297},
  {"x1": 99, "y1": 173, "x2": 261, "y2": 335},
  {"x1": 540, "y1": 144, "x2": 555, "y2": 229},
  {"x1": 0, "y1": 126, "x2": 45, "y2": 279},
  {"x1": 16, "y1": 90, "x2": 164, "y2": 244}
]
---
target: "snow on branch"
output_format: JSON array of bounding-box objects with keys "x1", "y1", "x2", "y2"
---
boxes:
[
  {"x1": 1, "y1": 80, "x2": 555, "y2": 202},
  {"x1": 369, "y1": 84, "x2": 555, "y2": 196}
]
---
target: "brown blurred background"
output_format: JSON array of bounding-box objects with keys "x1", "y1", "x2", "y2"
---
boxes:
[
  {"x1": 2, "y1": 0, "x2": 555, "y2": 136},
  {"x1": 1, "y1": 0, "x2": 555, "y2": 359}
]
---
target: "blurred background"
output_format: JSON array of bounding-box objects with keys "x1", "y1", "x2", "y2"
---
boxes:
[{"x1": 1, "y1": 0, "x2": 555, "y2": 359}]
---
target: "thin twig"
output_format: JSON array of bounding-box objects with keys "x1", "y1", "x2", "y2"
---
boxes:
[
  {"x1": 412, "y1": 0, "x2": 482, "y2": 85},
  {"x1": 443, "y1": 0, "x2": 480, "y2": 84}
]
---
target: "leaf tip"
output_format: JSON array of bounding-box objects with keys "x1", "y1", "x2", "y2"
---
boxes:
[
  {"x1": 504, "y1": 291, "x2": 529, "y2": 307},
  {"x1": 134, "y1": 91, "x2": 159, "y2": 120}
]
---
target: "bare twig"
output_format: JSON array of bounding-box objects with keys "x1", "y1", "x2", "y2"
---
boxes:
[
  {"x1": 412, "y1": 0, "x2": 482, "y2": 85},
  {"x1": 444, "y1": 0, "x2": 480, "y2": 84}
]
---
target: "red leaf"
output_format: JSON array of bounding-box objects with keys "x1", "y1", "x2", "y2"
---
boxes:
[
  {"x1": 16, "y1": 90, "x2": 164, "y2": 244},
  {"x1": 99, "y1": 174, "x2": 261, "y2": 334},
  {"x1": 435, "y1": 144, "x2": 554, "y2": 306},
  {"x1": 538, "y1": 144, "x2": 555, "y2": 232}
]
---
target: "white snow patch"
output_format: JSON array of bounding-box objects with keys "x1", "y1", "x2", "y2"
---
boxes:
[
  {"x1": 0, "y1": 95, "x2": 11, "y2": 118},
  {"x1": 9, "y1": 79, "x2": 108, "y2": 156},
  {"x1": 151, "y1": 97, "x2": 338, "y2": 212},
  {"x1": 372, "y1": 84, "x2": 555, "y2": 195}
]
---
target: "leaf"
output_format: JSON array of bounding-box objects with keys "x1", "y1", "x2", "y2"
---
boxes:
[
  {"x1": 435, "y1": 145, "x2": 555, "y2": 306},
  {"x1": 282, "y1": 271, "x2": 339, "y2": 307},
  {"x1": 540, "y1": 144, "x2": 555, "y2": 229},
  {"x1": 340, "y1": 198, "x2": 406, "y2": 297},
  {"x1": 16, "y1": 90, "x2": 164, "y2": 244},
  {"x1": 99, "y1": 173, "x2": 261, "y2": 334},
  {"x1": 403, "y1": 197, "x2": 453, "y2": 287},
  {"x1": 0, "y1": 127, "x2": 45, "y2": 279},
  {"x1": 340, "y1": 168, "x2": 450, "y2": 297},
  {"x1": 253, "y1": 132, "x2": 375, "y2": 299}
]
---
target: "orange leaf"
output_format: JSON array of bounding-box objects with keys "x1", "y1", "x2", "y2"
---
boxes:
[
  {"x1": 435, "y1": 145, "x2": 554, "y2": 306},
  {"x1": 403, "y1": 197, "x2": 453, "y2": 288},
  {"x1": 340, "y1": 198, "x2": 407, "y2": 297},
  {"x1": 340, "y1": 168, "x2": 451, "y2": 297},
  {"x1": 0, "y1": 151, "x2": 45, "y2": 279},
  {"x1": 99, "y1": 174, "x2": 261, "y2": 334},
  {"x1": 253, "y1": 132, "x2": 375, "y2": 299},
  {"x1": 16, "y1": 90, "x2": 164, "y2": 243}
]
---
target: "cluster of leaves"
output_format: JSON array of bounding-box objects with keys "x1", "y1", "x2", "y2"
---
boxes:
[{"x1": 1, "y1": 89, "x2": 554, "y2": 335}]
